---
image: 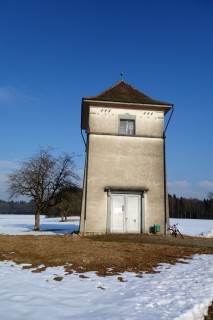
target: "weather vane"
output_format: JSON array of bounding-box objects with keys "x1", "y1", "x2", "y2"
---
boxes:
[{"x1": 120, "y1": 72, "x2": 124, "y2": 80}]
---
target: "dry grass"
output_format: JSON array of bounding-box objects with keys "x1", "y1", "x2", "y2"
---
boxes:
[
  {"x1": 1, "y1": 233, "x2": 212, "y2": 318},
  {"x1": 0, "y1": 233, "x2": 212, "y2": 276}
]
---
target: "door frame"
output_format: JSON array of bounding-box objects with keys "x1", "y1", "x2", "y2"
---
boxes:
[{"x1": 106, "y1": 189, "x2": 146, "y2": 233}]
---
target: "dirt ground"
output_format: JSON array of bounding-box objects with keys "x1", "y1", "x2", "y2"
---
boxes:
[
  {"x1": 1, "y1": 233, "x2": 213, "y2": 318},
  {"x1": 205, "y1": 303, "x2": 213, "y2": 320},
  {"x1": 0, "y1": 233, "x2": 212, "y2": 276}
]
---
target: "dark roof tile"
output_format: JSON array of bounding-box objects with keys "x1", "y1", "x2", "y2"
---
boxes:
[{"x1": 83, "y1": 80, "x2": 173, "y2": 106}]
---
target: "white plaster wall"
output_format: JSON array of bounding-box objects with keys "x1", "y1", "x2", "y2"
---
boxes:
[
  {"x1": 82, "y1": 134, "x2": 166, "y2": 234},
  {"x1": 89, "y1": 106, "x2": 164, "y2": 137}
]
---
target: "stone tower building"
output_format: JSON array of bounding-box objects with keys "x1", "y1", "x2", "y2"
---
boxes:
[{"x1": 80, "y1": 80, "x2": 173, "y2": 234}]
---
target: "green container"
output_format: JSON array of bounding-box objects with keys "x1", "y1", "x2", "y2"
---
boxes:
[{"x1": 154, "y1": 224, "x2": 160, "y2": 234}]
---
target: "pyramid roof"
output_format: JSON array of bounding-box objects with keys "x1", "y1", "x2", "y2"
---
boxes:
[
  {"x1": 83, "y1": 80, "x2": 173, "y2": 106},
  {"x1": 81, "y1": 80, "x2": 173, "y2": 129}
]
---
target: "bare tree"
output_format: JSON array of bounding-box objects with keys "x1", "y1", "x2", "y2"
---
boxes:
[
  {"x1": 57, "y1": 187, "x2": 82, "y2": 221},
  {"x1": 7, "y1": 148, "x2": 79, "y2": 230},
  {"x1": 207, "y1": 192, "x2": 213, "y2": 201}
]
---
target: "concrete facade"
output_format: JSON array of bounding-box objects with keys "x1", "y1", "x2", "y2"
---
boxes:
[{"x1": 80, "y1": 81, "x2": 173, "y2": 234}]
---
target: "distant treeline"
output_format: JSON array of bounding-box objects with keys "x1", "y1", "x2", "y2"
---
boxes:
[
  {"x1": 0, "y1": 200, "x2": 35, "y2": 215},
  {"x1": 1, "y1": 193, "x2": 213, "y2": 220},
  {"x1": 169, "y1": 194, "x2": 213, "y2": 220},
  {"x1": 0, "y1": 188, "x2": 82, "y2": 217}
]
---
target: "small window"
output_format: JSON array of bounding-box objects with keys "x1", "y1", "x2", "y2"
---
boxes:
[{"x1": 119, "y1": 119, "x2": 135, "y2": 136}]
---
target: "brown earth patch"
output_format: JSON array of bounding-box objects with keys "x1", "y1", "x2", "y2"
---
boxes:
[
  {"x1": 205, "y1": 303, "x2": 213, "y2": 320},
  {"x1": 0, "y1": 233, "x2": 212, "y2": 276},
  {"x1": 1, "y1": 233, "x2": 212, "y2": 318}
]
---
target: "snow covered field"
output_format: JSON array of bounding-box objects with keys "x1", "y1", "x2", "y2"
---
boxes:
[
  {"x1": 0, "y1": 215, "x2": 213, "y2": 320},
  {"x1": 1, "y1": 215, "x2": 213, "y2": 238},
  {"x1": 170, "y1": 218, "x2": 213, "y2": 238},
  {"x1": 0, "y1": 214, "x2": 79, "y2": 235}
]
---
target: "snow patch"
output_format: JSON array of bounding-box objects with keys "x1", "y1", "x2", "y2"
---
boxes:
[
  {"x1": 170, "y1": 218, "x2": 213, "y2": 238},
  {"x1": 0, "y1": 215, "x2": 79, "y2": 235},
  {"x1": 0, "y1": 255, "x2": 213, "y2": 320},
  {"x1": 0, "y1": 215, "x2": 213, "y2": 319},
  {"x1": 199, "y1": 230, "x2": 213, "y2": 238}
]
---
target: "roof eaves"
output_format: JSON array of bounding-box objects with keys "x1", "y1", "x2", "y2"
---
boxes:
[{"x1": 82, "y1": 98, "x2": 173, "y2": 107}]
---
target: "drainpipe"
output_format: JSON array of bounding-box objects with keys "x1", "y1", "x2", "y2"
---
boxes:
[
  {"x1": 80, "y1": 101, "x2": 86, "y2": 232},
  {"x1": 80, "y1": 132, "x2": 89, "y2": 233},
  {"x1": 163, "y1": 105, "x2": 174, "y2": 235},
  {"x1": 81, "y1": 129, "x2": 86, "y2": 149},
  {"x1": 83, "y1": 134, "x2": 90, "y2": 232},
  {"x1": 81, "y1": 101, "x2": 86, "y2": 149},
  {"x1": 80, "y1": 101, "x2": 89, "y2": 233}
]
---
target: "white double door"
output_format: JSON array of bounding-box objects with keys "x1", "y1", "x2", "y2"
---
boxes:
[{"x1": 110, "y1": 194, "x2": 141, "y2": 233}]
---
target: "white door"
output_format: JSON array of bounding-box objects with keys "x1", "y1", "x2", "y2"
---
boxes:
[
  {"x1": 126, "y1": 195, "x2": 141, "y2": 233},
  {"x1": 111, "y1": 194, "x2": 141, "y2": 233},
  {"x1": 111, "y1": 195, "x2": 125, "y2": 232}
]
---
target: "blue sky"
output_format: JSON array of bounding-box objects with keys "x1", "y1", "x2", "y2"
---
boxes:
[{"x1": 0, "y1": 0, "x2": 213, "y2": 200}]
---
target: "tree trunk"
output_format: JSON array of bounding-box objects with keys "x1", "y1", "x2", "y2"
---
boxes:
[{"x1": 34, "y1": 210, "x2": 40, "y2": 230}]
